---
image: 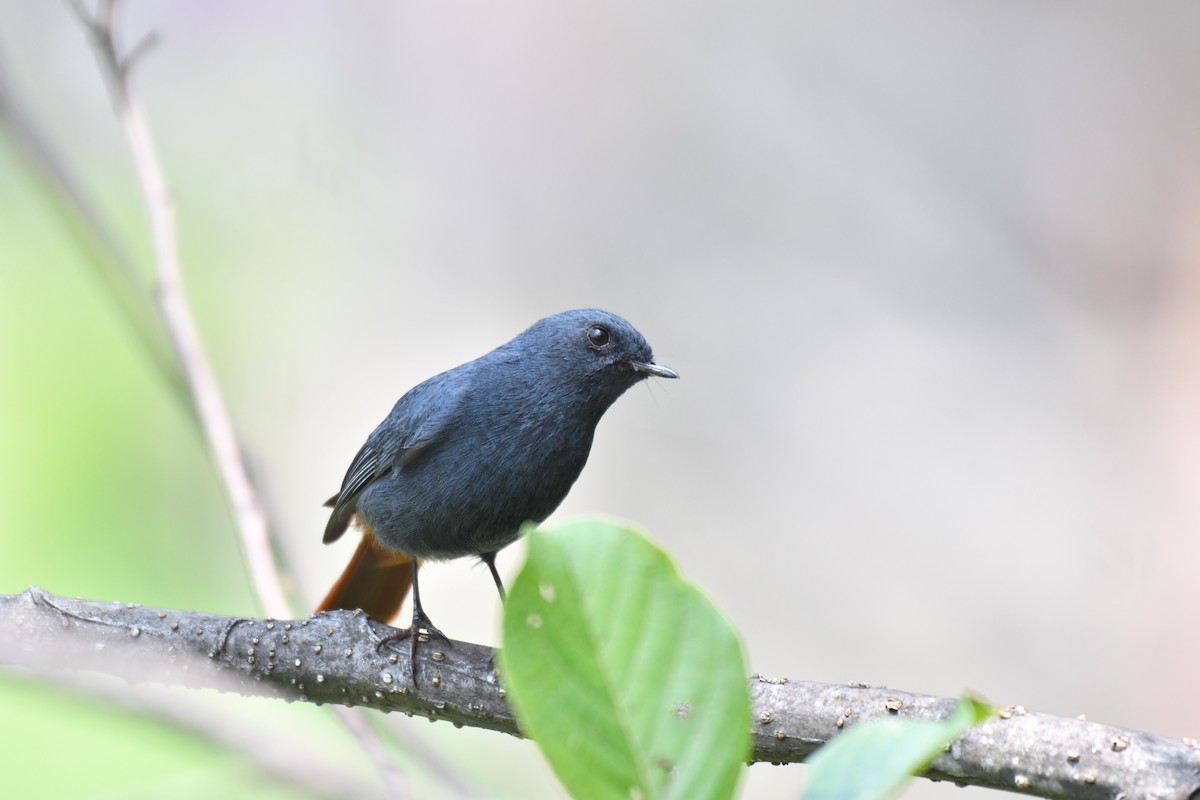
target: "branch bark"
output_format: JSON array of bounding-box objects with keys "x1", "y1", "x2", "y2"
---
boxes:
[{"x1": 2, "y1": 587, "x2": 1196, "y2": 799}]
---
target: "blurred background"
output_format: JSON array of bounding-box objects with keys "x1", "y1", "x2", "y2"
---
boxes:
[{"x1": 3, "y1": 1, "x2": 1199, "y2": 798}]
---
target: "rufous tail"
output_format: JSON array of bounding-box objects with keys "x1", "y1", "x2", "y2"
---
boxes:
[{"x1": 315, "y1": 522, "x2": 414, "y2": 624}]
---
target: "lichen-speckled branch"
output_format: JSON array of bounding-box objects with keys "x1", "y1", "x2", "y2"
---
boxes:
[{"x1": 2, "y1": 587, "x2": 1196, "y2": 799}]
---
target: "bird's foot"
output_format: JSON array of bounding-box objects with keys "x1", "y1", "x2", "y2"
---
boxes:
[
  {"x1": 372, "y1": 623, "x2": 413, "y2": 652},
  {"x1": 409, "y1": 607, "x2": 451, "y2": 647},
  {"x1": 373, "y1": 608, "x2": 452, "y2": 687}
]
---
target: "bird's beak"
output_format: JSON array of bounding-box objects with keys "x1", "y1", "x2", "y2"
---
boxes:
[{"x1": 631, "y1": 360, "x2": 679, "y2": 379}]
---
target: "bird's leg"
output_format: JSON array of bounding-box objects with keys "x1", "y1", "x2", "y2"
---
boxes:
[
  {"x1": 479, "y1": 551, "x2": 506, "y2": 674},
  {"x1": 408, "y1": 557, "x2": 447, "y2": 642},
  {"x1": 480, "y1": 551, "x2": 507, "y2": 602},
  {"x1": 373, "y1": 560, "x2": 450, "y2": 686}
]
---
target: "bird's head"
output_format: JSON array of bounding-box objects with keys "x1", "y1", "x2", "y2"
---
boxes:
[{"x1": 516, "y1": 309, "x2": 678, "y2": 404}]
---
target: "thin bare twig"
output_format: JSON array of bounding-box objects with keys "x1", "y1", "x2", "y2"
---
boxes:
[
  {"x1": 62, "y1": 5, "x2": 440, "y2": 796},
  {"x1": 11, "y1": 29, "x2": 348, "y2": 787},
  {"x1": 59, "y1": 4, "x2": 427, "y2": 796},
  {"x1": 72, "y1": 0, "x2": 291, "y2": 621},
  {"x1": 333, "y1": 706, "x2": 412, "y2": 799},
  {"x1": 0, "y1": 43, "x2": 182, "y2": 395}
]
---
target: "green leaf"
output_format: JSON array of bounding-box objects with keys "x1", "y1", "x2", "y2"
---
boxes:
[
  {"x1": 499, "y1": 517, "x2": 750, "y2": 800},
  {"x1": 801, "y1": 696, "x2": 995, "y2": 800}
]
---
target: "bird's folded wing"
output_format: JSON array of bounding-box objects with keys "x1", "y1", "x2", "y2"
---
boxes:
[{"x1": 322, "y1": 370, "x2": 470, "y2": 544}]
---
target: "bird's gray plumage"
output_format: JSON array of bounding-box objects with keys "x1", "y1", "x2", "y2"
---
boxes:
[{"x1": 323, "y1": 309, "x2": 676, "y2": 561}]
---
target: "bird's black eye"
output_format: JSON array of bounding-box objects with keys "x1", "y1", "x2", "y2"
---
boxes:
[{"x1": 586, "y1": 325, "x2": 610, "y2": 348}]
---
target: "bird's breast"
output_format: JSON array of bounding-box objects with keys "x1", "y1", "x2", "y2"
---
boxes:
[{"x1": 359, "y1": 404, "x2": 598, "y2": 560}]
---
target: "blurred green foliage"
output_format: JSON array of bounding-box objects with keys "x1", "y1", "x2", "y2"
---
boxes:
[
  {"x1": 0, "y1": 131, "x2": 331, "y2": 797},
  {"x1": 0, "y1": 679, "x2": 321, "y2": 800},
  {"x1": 0, "y1": 158, "x2": 247, "y2": 610}
]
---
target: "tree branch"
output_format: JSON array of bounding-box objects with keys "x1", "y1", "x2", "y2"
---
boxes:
[{"x1": 2, "y1": 588, "x2": 1196, "y2": 799}]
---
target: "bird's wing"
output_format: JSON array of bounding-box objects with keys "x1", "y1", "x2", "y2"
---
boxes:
[{"x1": 322, "y1": 371, "x2": 468, "y2": 544}]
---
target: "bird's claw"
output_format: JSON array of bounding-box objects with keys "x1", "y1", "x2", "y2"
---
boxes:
[{"x1": 372, "y1": 608, "x2": 453, "y2": 688}]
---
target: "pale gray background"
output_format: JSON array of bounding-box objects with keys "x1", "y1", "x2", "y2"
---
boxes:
[{"x1": 3, "y1": 2, "x2": 1199, "y2": 798}]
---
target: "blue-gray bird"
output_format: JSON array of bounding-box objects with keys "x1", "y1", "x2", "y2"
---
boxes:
[{"x1": 316, "y1": 309, "x2": 677, "y2": 656}]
